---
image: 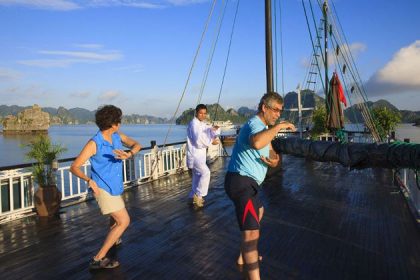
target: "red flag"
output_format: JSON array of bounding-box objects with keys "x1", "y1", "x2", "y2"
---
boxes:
[{"x1": 334, "y1": 72, "x2": 347, "y2": 107}]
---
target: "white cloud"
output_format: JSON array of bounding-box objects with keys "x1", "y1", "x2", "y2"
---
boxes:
[
  {"x1": 300, "y1": 42, "x2": 367, "y2": 68},
  {"x1": 18, "y1": 59, "x2": 78, "y2": 68},
  {"x1": 0, "y1": 68, "x2": 22, "y2": 81},
  {"x1": 346, "y1": 42, "x2": 367, "y2": 55},
  {"x1": 330, "y1": 42, "x2": 366, "y2": 66},
  {"x1": 167, "y1": 0, "x2": 208, "y2": 6},
  {"x1": 18, "y1": 48, "x2": 123, "y2": 68},
  {"x1": 0, "y1": 0, "x2": 80, "y2": 10},
  {"x1": 365, "y1": 40, "x2": 420, "y2": 96},
  {"x1": 39, "y1": 50, "x2": 122, "y2": 61},
  {"x1": 70, "y1": 91, "x2": 91, "y2": 98},
  {"x1": 0, "y1": 0, "x2": 208, "y2": 10},
  {"x1": 98, "y1": 90, "x2": 121, "y2": 101},
  {"x1": 88, "y1": 0, "x2": 165, "y2": 9},
  {"x1": 0, "y1": 85, "x2": 53, "y2": 101},
  {"x1": 73, "y1": 43, "x2": 104, "y2": 49}
]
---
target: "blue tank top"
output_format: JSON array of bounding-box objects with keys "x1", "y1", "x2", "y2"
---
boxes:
[{"x1": 90, "y1": 131, "x2": 124, "y2": 195}]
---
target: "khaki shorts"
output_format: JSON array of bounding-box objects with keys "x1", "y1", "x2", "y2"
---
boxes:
[{"x1": 95, "y1": 188, "x2": 125, "y2": 215}]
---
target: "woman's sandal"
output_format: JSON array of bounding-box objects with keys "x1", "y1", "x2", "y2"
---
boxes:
[{"x1": 89, "y1": 257, "x2": 120, "y2": 270}]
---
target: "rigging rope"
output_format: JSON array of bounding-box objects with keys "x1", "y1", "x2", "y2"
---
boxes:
[
  {"x1": 278, "y1": 0, "x2": 285, "y2": 96},
  {"x1": 319, "y1": 0, "x2": 381, "y2": 141},
  {"x1": 212, "y1": 0, "x2": 241, "y2": 122},
  {"x1": 302, "y1": 0, "x2": 325, "y2": 94},
  {"x1": 197, "y1": 0, "x2": 228, "y2": 105},
  {"x1": 274, "y1": 0, "x2": 278, "y2": 92},
  {"x1": 162, "y1": 0, "x2": 217, "y2": 148},
  {"x1": 273, "y1": 0, "x2": 285, "y2": 96},
  {"x1": 329, "y1": 36, "x2": 364, "y2": 132},
  {"x1": 308, "y1": 0, "x2": 326, "y2": 89},
  {"x1": 301, "y1": 0, "x2": 381, "y2": 142}
]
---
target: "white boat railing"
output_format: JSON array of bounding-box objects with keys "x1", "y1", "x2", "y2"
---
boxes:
[
  {"x1": 395, "y1": 168, "x2": 420, "y2": 222},
  {"x1": 0, "y1": 141, "x2": 225, "y2": 224},
  {"x1": 0, "y1": 141, "x2": 226, "y2": 223},
  {"x1": 317, "y1": 132, "x2": 376, "y2": 143}
]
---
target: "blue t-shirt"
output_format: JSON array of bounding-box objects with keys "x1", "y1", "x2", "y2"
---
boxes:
[
  {"x1": 90, "y1": 131, "x2": 124, "y2": 195},
  {"x1": 228, "y1": 115, "x2": 269, "y2": 185}
]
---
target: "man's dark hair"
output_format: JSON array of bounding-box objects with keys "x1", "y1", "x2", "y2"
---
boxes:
[
  {"x1": 195, "y1": 104, "x2": 207, "y2": 114},
  {"x1": 95, "y1": 105, "x2": 122, "y2": 131},
  {"x1": 258, "y1": 92, "x2": 284, "y2": 112}
]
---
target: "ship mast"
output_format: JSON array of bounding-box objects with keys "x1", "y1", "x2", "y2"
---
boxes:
[{"x1": 265, "y1": 0, "x2": 274, "y2": 93}]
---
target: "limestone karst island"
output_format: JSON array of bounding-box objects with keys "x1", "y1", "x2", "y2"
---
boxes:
[{"x1": 1, "y1": 105, "x2": 49, "y2": 134}]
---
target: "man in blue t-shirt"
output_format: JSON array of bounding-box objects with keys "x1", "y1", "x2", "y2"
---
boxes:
[{"x1": 225, "y1": 92, "x2": 295, "y2": 280}]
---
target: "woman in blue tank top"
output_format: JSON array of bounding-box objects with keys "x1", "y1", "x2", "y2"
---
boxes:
[{"x1": 70, "y1": 105, "x2": 141, "y2": 270}]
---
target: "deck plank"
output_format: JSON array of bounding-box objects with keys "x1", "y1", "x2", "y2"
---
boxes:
[{"x1": 0, "y1": 156, "x2": 419, "y2": 279}]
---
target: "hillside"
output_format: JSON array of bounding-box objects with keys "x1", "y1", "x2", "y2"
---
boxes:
[
  {"x1": 0, "y1": 105, "x2": 168, "y2": 125},
  {"x1": 343, "y1": 99, "x2": 420, "y2": 123},
  {"x1": 281, "y1": 93, "x2": 420, "y2": 124},
  {"x1": 282, "y1": 90, "x2": 324, "y2": 125},
  {"x1": 1, "y1": 98, "x2": 418, "y2": 126},
  {"x1": 175, "y1": 104, "x2": 248, "y2": 125}
]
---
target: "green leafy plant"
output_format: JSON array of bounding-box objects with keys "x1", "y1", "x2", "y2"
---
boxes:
[
  {"x1": 371, "y1": 107, "x2": 401, "y2": 140},
  {"x1": 311, "y1": 106, "x2": 328, "y2": 139},
  {"x1": 24, "y1": 135, "x2": 67, "y2": 186}
]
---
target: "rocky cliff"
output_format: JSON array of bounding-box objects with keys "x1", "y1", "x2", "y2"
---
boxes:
[{"x1": 2, "y1": 105, "x2": 49, "y2": 134}]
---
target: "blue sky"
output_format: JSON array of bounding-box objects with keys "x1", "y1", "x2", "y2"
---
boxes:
[{"x1": 0, "y1": 0, "x2": 419, "y2": 118}]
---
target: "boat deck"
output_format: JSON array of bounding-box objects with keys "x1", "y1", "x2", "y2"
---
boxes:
[{"x1": 0, "y1": 156, "x2": 419, "y2": 279}]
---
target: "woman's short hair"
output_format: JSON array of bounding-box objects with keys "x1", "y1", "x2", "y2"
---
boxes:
[
  {"x1": 95, "y1": 105, "x2": 122, "y2": 131},
  {"x1": 258, "y1": 92, "x2": 283, "y2": 112}
]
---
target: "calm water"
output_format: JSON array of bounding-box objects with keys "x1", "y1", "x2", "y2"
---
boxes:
[
  {"x1": 0, "y1": 124, "x2": 187, "y2": 167},
  {"x1": 0, "y1": 123, "x2": 419, "y2": 167}
]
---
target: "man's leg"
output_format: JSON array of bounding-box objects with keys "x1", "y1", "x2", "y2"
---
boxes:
[
  {"x1": 225, "y1": 173, "x2": 261, "y2": 279},
  {"x1": 95, "y1": 208, "x2": 130, "y2": 260},
  {"x1": 188, "y1": 166, "x2": 198, "y2": 198},
  {"x1": 194, "y1": 162, "x2": 210, "y2": 197},
  {"x1": 238, "y1": 206, "x2": 264, "y2": 265},
  {"x1": 242, "y1": 229, "x2": 260, "y2": 280}
]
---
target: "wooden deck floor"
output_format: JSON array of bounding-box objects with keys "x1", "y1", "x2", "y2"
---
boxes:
[{"x1": 0, "y1": 156, "x2": 419, "y2": 279}]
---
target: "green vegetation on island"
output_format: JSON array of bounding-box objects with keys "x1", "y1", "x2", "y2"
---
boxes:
[
  {"x1": 1, "y1": 93, "x2": 419, "y2": 127},
  {"x1": 175, "y1": 104, "x2": 251, "y2": 125}
]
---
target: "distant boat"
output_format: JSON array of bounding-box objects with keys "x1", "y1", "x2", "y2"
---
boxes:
[
  {"x1": 212, "y1": 120, "x2": 235, "y2": 130},
  {"x1": 220, "y1": 135, "x2": 236, "y2": 146}
]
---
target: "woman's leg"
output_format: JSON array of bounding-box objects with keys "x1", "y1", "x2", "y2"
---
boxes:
[{"x1": 95, "y1": 208, "x2": 130, "y2": 260}]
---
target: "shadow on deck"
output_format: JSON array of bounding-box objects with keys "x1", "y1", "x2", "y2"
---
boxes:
[{"x1": 0, "y1": 156, "x2": 419, "y2": 279}]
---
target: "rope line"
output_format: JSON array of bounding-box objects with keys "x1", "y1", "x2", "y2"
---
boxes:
[
  {"x1": 162, "y1": 0, "x2": 217, "y2": 149},
  {"x1": 212, "y1": 0, "x2": 241, "y2": 122},
  {"x1": 197, "y1": 0, "x2": 229, "y2": 105}
]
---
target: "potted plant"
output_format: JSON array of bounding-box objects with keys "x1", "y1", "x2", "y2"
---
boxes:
[{"x1": 25, "y1": 135, "x2": 67, "y2": 217}]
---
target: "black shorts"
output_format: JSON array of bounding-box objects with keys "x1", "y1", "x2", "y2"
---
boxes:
[{"x1": 224, "y1": 172, "x2": 263, "y2": 231}]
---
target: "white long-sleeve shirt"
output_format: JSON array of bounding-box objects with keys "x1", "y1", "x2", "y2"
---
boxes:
[{"x1": 187, "y1": 117, "x2": 219, "y2": 168}]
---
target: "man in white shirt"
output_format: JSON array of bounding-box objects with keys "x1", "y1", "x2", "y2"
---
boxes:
[{"x1": 187, "y1": 104, "x2": 220, "y2": 208}]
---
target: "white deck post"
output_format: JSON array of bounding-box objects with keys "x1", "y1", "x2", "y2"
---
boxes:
[{"x1": 150, "y1": 141, "x2": 159, "y2": 180}]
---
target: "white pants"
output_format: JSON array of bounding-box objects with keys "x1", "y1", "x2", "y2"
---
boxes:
[{"x1": 189, "y1": 161, "x2": 211, "y2": 198}]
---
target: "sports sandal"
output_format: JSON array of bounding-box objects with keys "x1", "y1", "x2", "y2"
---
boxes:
[{"x1": 89, "y1": 257, "x2": 120, "y2": 270}]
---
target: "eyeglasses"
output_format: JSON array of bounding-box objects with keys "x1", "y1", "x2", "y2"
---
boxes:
[{"x1": 265, "y1": 104, "x2": 282, "y2": 113}]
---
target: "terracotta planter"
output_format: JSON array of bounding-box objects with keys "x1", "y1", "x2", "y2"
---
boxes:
[{"x1": 34, "y1": 185, "x2": 62, "y2": 217}]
